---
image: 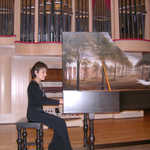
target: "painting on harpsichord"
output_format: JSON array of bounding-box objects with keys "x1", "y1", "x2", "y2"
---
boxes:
[{"x1": 62, "y1": 32, "x2": 150, "y2": 90}]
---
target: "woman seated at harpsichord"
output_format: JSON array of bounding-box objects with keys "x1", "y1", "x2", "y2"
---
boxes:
[{"x1": 27, "y1": 61, "x2": 72, "y2": 150}]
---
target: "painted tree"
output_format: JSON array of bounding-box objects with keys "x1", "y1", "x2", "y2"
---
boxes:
[
  {"x1": 136, "y1": 53, "x2": 150, "y2": 80},
  {"x1": 63, "y1": 32, "x2": 91, "y2": 89},
  {"x1": 92, "y1": 62, "x2": 100, "y2": 80},
  {"x1": 81, "y1": 58, "x2": 91, "y2": 80},
  {"x1": 84, "y1": 33, "x2": 132, "y2": 82}
]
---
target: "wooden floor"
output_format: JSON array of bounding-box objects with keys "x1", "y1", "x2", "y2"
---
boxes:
[{"x1": 1, "y1": 111, "x2": 150, "y2": 150}]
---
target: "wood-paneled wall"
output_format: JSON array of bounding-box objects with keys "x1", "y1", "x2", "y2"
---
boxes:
[
  {"x1": 0, "y1": 56, "x2": 11, "y2": 114},
  {"x1": 0, "y1": 52, "x2": 62, "y2": 123},
  {"x1": 11, "y1": 56, "x2": 61, "y2": 121}
]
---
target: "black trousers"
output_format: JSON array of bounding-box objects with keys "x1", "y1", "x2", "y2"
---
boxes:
[{"x1": 28, "y1": 111, "x2": 72, "y2": 150}]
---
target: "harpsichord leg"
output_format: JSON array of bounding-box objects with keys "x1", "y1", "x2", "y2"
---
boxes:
[
  {"x1": 89, "y1": 113, "x2": 95, "y2": 150},
  {"x1": 83, "y1": 113, "x2": 88, "y2": 147}
]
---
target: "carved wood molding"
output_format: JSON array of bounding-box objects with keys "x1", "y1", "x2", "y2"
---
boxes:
[
  {"x1": 15, "y1": 42, "x2": 62, "y2": 56},
  {"x1": 114, "y1": 40, "x2": 150, "y2": 52},
  {"x1": 0, "y1": 36, "x2": 16, "y2": 45}
]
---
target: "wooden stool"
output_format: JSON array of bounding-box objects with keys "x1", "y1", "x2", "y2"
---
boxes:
[{"x1": 16, "y1": 121, "x2": 43, "y2": 150}]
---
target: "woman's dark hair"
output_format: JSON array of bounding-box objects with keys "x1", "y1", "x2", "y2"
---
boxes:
[{"x1": 31, "y1": 61, "x2": 48, "y2": 79}]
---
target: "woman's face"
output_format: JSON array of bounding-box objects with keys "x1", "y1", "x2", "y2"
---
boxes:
[{"x1": 35, "y1": 67, "x2": 47, "y2": 82}]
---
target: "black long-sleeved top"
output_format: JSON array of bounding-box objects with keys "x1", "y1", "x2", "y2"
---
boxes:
[{"x1": 27, "y1": 80, "x2": 59, "y2": 120}]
